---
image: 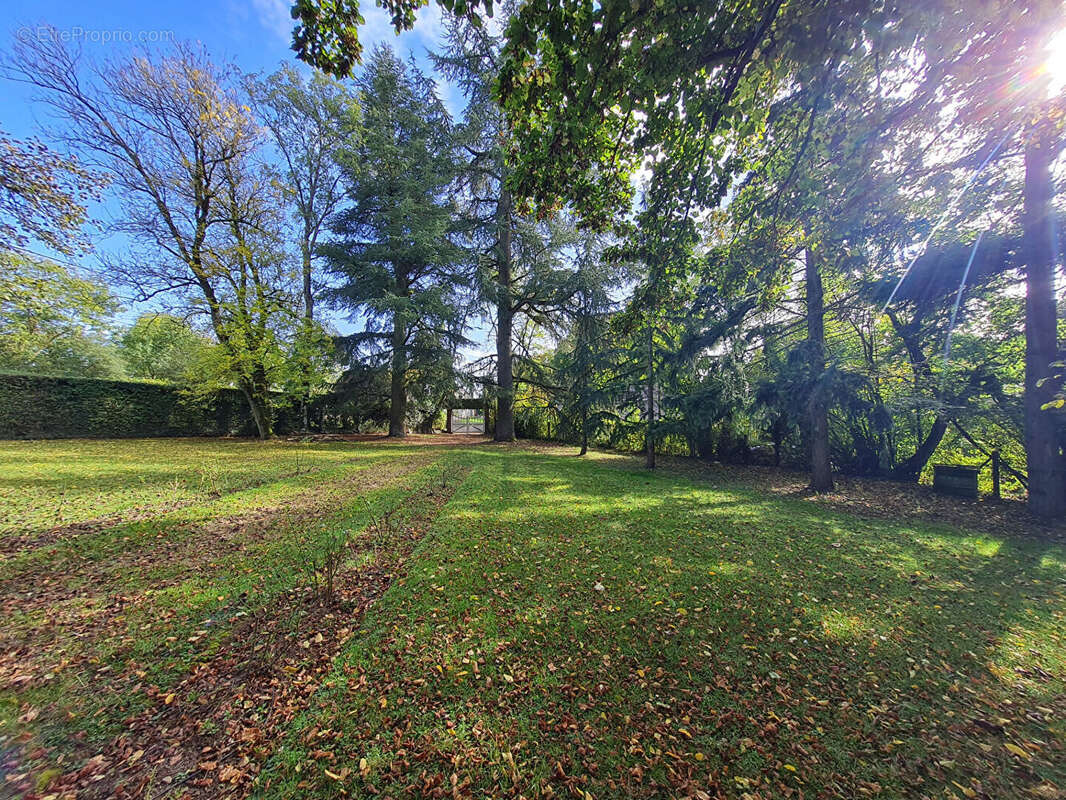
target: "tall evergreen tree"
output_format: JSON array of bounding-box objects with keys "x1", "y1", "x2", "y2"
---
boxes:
[
  {"x1": 435, "y1": 15, "x2": 582, "y2": 442},
  {"x1": 556, "y1": 235, "x2": 619, "y2": 455},
  {"x1": 323, "y1": 45, "x2": 469, "y2": 437}
]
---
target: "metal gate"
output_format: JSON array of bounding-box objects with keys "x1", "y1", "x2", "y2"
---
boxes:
[{"x1": 452, "y1": 407, "x2": 485, "y2": 434}]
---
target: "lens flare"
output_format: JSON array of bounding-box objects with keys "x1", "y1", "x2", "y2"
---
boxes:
[{"x1": 1046, "y1": 28, "x2": 1066, "y2": 96}]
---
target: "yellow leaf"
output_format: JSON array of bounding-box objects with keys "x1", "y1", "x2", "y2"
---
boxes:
[
  {"x1": 1005, "y1": 743, "x2": 1031, "y2": 759},
  {"x1": 164, "y1": 693, "x2": 175, "y2": 705},
  {"x1": 784, "y1": 764, "x2": 797, "y2": 772}
]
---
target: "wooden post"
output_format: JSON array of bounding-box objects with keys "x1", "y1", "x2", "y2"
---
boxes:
[
  {"x1": 991, "y1": 449, "x2": 1001, "y2": 501},
  {"x1": 446, "y1": 407, "x2": 452, "y2": 434}
]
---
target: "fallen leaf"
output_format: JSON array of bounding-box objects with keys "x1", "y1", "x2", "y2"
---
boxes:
[{"x1": 1005, "y1": 743, "x2": 1031, "y2": 760}]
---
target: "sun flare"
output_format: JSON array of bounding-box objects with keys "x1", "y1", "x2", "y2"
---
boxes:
[{"x1": 1045, "y1": 28, "x2": 1066, "y2": 95}]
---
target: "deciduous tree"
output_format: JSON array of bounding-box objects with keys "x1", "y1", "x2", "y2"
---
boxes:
[
  {"x1": 8, "y1": 33, "x2": 294, "y2": 437},
  {"x1": 0, "y1": 252, "x2": 122, "y2": 378},
  {"x1": 0, "y1": 127, "x2": 103, "y2": 255},
  {"x1": 119, "y1": 313, "x2": 211, "y2": 383}
]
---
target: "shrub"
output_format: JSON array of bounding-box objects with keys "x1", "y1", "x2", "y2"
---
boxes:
[{"x1": 0, "y1": 373, "x2": 291, "y2": 439}]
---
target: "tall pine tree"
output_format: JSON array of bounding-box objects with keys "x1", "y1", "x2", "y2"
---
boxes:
[
  {"x1": 435, "y1": 15, "x2": 588, "y2": 441},
  {"x1": 323, "y1": 45, "x2": 469, "y2": 437}
]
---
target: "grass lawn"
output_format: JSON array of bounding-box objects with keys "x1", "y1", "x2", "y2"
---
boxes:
[
  {"x1": 0, "y1": 438, "x2": 389, "y2": 538},
  {"x1": 0, "y1": 438, "x2": 1063, "y2": 799}
]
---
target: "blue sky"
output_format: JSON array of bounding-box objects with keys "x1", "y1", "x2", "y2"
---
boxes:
[
  {"x1": 4, "y1": 0, "x2": 459, "y2": 133},
  {"x1": 2, "y1": 0, "x2": 485, "y2": 345}
]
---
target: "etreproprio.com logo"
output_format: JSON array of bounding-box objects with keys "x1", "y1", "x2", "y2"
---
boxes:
[{"x1": 16, "y1": 26, "x2": 176, "y2": 44}]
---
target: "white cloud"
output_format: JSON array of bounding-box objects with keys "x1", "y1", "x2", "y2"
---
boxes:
[
  {"x1": 360, "y1": 1, "x2": 445, "y2": 60},
  {"x1": 245, "y1": 0, "x2": 465, "y2": 120},
  {"x1": 251, "y1": 0, "x2": 293, "y2": 42}
]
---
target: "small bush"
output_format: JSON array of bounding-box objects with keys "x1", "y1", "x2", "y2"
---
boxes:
[{"x1": 300, "y1": 527, "x2": 350, "y2": 605}]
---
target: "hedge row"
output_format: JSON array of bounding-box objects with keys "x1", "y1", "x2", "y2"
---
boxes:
[{"x1": 0, "y1": 373, "x2": 296, "y2": 439}]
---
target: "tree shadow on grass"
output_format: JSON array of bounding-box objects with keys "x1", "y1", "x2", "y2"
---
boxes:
[{"x1": 263, "y1": 447, "x2": 1066, "y2": 799}]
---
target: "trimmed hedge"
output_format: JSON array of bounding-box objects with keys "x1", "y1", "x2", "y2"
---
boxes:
[{"x1": 0, "y1": 373, "x2": 291, "y2": 439}]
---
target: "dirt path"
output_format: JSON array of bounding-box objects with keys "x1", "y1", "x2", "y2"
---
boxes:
[
  {"x1": 5, "y1": 462, "x2": 469, "y2": 800},
  {"x1": 89, "y1": 468, "x2": 469, "y2": 800}
]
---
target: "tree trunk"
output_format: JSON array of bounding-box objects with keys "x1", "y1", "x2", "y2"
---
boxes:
[
  {"x1": 645, "y1": 313, "x2": 656, "y2": 470},
  {"x1": 579, "y1": 396, "x2": 589, "y2": 456},
  {"x1": 301, "y1": 239, "x2": 314, "y2": 432},
  {"x1": 302, "y1": 239, "x2": 314, "y2": 324},
  {"x1": 241, "y1": 379, "x2": 272, "y2": 440},
  {"x1": 495, "y1": 187, "x2": 516, "y2": 442},
  {"x1": 771, "y1": 417, "x2": 785, "y2": 467},
  {"x1": 1023, "y1": 122, "x2": 1066, "y2": 518},
  {"x1": 806, "y1": 247, "x2": 833, "y2": 492},
  {"x1": 388, "y1": 315, "x2": 407, "y2": 438},
  {"x1": 891, "y1": 414, "x2": 947, "y2": 482}
]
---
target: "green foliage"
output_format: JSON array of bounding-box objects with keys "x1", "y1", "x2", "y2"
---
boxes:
[
  {"x1": 249, "y1": 63, "x2": 359, "y2": 322},
  {"x1": 0, "y1": 252, "x2": 124, "y2": 379},
  {"x1": 326, "y1": 46, "x2": 467, "y2": 325},
  {"x1": 0, "y1": 128, "x2": 104, "y2": 254},
  {"x1": 0, "y1": 373, "x2": 263, "y2": 439},
  {"x1": 526, "y1": 233, "x2": 626, "y2": 450},
  {"x1": 277, "y1": 321, "x2": 341, "y2": 406},
  {"x1": 119, "y1": 313, "x2": 212, "y2": 383},
  {"x1": 330, "y1": 363, "x2": 392, "y2": 430},
  {"x1": 469, "y1": 0, "x2": 1058, "y2": 493},
  {"x1": 290, "y1": 0, "x2": 494, "y2": 78},
  {"x1": 324, "y1": 45, "x2": 471, "y2": 431},
  {"x1": 250, "y1": 65, "x2": 358, "y2": 245}
]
